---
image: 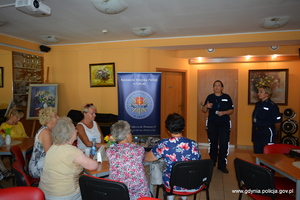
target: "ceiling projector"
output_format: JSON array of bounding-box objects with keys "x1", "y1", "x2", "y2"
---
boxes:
[{"x1": 15, "y1": 0, "x2": 51, "y2": 17}]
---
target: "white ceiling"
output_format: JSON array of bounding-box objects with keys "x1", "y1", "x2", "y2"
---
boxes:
[{"x1": 0, "y1": 0, "x2": 300, "y2": 50}]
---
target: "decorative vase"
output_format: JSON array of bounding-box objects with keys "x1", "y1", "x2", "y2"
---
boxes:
[
  {"x1": 5, "y1": 134, "x2": 11, "y2": 145},
  {"x1": 43, "y1": 103, "x2": 48, "y2": 108}
]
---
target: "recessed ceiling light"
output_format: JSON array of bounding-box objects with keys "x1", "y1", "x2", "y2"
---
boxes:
[
  {"x1": 206, "y1": 48, "x2": 215, "y2": 53},
  {"x1": 40, "y1": 35, "x2": 59, "y2": 43},
  {"x1": 262, "y1": 17, "x2": 289, "y2": 29},
  {"x1": 91, "y1": 0, "x2": 128, "y2": 14},
  {"x1": 269, "y1": 46, "x2": 279, "y2": 51},
  {"x1": 132, "y1": 27, "x2": 154, "y2": 37}
]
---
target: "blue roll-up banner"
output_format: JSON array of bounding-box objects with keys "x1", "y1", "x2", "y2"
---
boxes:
[{"x1": 117, "y1": 72, "x2": 161, "y2": 136}]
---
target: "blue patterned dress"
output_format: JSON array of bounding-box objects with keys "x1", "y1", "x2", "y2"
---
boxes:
[
  {"x1": 151, "y1": 137, "x2": 201, "y2": 190},
  {"x1": 106, "y1": 143, "x2": 151, "y2": 200}
]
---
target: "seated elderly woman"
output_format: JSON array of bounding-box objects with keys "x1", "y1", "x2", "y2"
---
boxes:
[
  {"x1": 39, "y1": 117, "x2": 98, "y2": 200},
  {"x1": 76, "y1": 103, "x2": 106, "y2": 150},
  {"x1": 106, "y1": 120, "x2": 151, "y2": 200},
  {"x1": 29, "y1": 107, "x2": 59, "y2": 178},
  {"x1": 0, "y1": 107, "x2": 28, "y2": 138},
  {"x1": 145, "y1": 113, "x2": 201, "y2": 200}
]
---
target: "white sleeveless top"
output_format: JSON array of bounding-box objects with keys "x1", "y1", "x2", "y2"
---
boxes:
[{"x1": 77, "y1": 121, "x2": 101, "y2": 150}]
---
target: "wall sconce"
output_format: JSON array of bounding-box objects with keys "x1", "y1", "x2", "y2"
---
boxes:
[
  {"x1": 132, "y1": 27, "x2": 154, "y2": 37},
  {"x1": 262, "y1": 16, "x2": 289, "y2": 29},
  {"x1": 40, "y1": 35, "x2": 59, "y2": 43},
  {"x1": 91, "y1": 0, "x2": 128, "y2": 14}
]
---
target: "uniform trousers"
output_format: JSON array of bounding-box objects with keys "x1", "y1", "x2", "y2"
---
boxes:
[
  {"x1": 252, "y1": 126, "x2": 275, "y2": 154},
  {"x1": 207, "y1": 121, "x2": 230, "y2": 169}
]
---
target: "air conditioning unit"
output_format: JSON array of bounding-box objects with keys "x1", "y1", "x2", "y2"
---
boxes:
[{"x1": 15, "y1": 0, "x2": 51, "y2": 17}]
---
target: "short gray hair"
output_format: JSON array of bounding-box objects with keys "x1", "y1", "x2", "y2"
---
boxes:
[
  {"x1": 52, "y1": 117, "x2": 75, "y2": 145},
  {"x1": 110, "y1": 120, "x2": 131, "y2": 143}
]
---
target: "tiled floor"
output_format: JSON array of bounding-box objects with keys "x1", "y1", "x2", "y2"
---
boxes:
[
  {"x1": 0, "y1": 145, "x2": 256, "y2": 200},
  {"x1": 152, "y1": 145, "x2": 255, "y2": 200}
]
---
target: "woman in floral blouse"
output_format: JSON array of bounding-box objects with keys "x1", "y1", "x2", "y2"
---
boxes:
[
  {"x1": 145, "y1": 113, "x2": 201, "y2": 200},
  {"x1": 106, "y1": 120, "x2": 151, "y2": 200}
]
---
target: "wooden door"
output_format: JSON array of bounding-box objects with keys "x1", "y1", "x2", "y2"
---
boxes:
[
  {"x1": 197, "y1": 69, "x2": 238, "y2": 145},
  {"x1": 157, "y1": 69, "x2": 187, "y2": 139}
]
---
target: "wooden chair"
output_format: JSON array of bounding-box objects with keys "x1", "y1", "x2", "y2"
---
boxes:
[
  {"x1": 0, "y1": 186, "x2": 45, "y2": 200},
  {"x1": 234, "y1": 157, "x2": 294, "y2": 200},
  {"x1": 79, "y1": 174, "x2": 130, "y2": 200},
  {"x1": 156, "y1": 159, "x2": 214, "y2": 200}
]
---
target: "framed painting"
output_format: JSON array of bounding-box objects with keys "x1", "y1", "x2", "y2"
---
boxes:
[
  {"x1": 27, "y1": 84, "x2": 58, "y2": 119},
  {"x1": 0, "y1": 67, "x2": 3, "y2": 87},
  {"x1": 90, "y1": 63, "x2": 115, "y2": 87},
  {"x1": 248, "y1": 69, "x2": 288, "y2": 105}
]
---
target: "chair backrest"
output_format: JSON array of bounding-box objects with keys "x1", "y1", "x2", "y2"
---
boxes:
[
  {"x1": 234, "y1": 158, "x2": 276, "y2": 199},
  {"x1": 263, "y1": 143, "x2": 300, "y2": 154},
  {"x1": 10, "y1": 145, "x2": 25, "y2": 168},
  {"x1": 79, "y1": 174, "x2": 130, "y2": 200},
  {"x1": 169, "y1": 159, "x2": 214, "y2": 193},
  {"x1": 11, "y1": 161, "x2": 31, "y2": 186},
  {"x1": 0, "y1": 186, "x2": 45, "y2": 200}
]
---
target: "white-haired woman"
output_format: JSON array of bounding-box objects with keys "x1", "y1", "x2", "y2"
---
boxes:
[
  {"x1": 39, "y1": 117, "x2": 98, "y2": 200},
  {"x1": 29, "y1": 107, "x2": 59, "y2": 178},
  {"x1": 106, "y1": 120, "x2": 151, "y2": 200}
]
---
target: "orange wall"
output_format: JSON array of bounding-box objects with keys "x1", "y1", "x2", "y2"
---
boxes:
[
  {"x1": 0, "y1": 49, "x2": 12, "y2": 109},
  {"x1": 190, "y1": 61, "x2": 300, "y2": 146},
  {"x1": 1, "y1": 33, "x2": 300, "y2": 146}
]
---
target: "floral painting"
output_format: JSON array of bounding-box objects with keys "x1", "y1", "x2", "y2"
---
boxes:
[
  {"x1": 90, "y1": 63, "x2": 115, "y2": 87},
  {"x1": 248, "y1": 69, "x2": 288, "y2": 105},
  {"x1": 27, "y1": 84, "x2": 58, "y2": 119}
]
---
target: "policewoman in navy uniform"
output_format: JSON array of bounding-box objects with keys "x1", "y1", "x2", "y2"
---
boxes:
[
  {"x1": 202, "y1": 80, "x2": 234, "y2": 173},
  {"x1": 252, "y1": 85, "x2": 281, "y2": 153}
]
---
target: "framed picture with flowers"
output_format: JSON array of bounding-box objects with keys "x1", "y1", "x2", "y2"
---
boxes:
[
  {"x1": 248, "y1": 69, "x2": 288, "y2": 105},
  {"x1": 26, "y1": 84, "x2": 58, "y2": 119},
  {"x1": 90, "y1": 63, "x2": 115, "y2": 87}
]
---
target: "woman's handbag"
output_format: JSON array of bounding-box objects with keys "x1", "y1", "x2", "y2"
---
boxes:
[{"x1": 150, "y1": 159, "x2": 164, "y2": 185}]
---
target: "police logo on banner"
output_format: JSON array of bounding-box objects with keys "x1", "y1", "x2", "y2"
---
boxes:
[{"x1": 125, "y1": 90, "x2": 154, "y2": 119}]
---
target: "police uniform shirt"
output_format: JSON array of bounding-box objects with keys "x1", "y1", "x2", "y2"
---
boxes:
[
  {"x1": 204, "y1": 93, "x2": 234, "y2": 123},
  {"x1": 252, "y1": 99, "x2": 281, "y2": 128}
]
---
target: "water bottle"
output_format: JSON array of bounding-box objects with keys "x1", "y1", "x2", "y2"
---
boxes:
[
  {"x1": 133, "y1": 136, "x2": 139, "y2": 145},
  {"x1": 91, "y1": 136, "x2": 96, "y2": 157}
]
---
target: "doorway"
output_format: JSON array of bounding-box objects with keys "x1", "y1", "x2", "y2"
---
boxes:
[
  {"x1": 197, "y1": 69, "x2": 238, "y2": 145},
  {"x1": 157, "y1": 69, "x2": 187, "y2": 139}
]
